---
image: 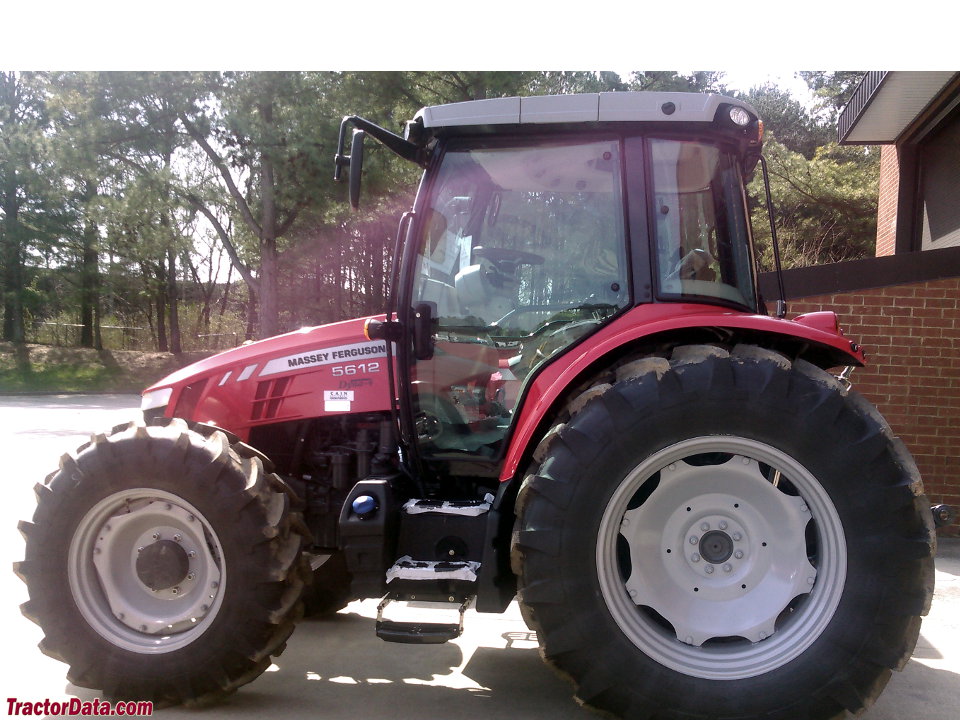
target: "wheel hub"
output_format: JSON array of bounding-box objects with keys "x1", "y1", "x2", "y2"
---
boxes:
[
  {"x1": 698, "y1": 530, "x2": 733, "y2": 564},
  {"x1": 598, "y1": 437, "x2": 847, "y2": 680},
  {"x1": 622, "y1": 456, "x2": 816, "y2": 646},
  {"x1": 136, "y1": 539, "x2": 190, "y2": 591},
  {"x1": 75, "y1": 490, "x2": 224, "y2": 646}
]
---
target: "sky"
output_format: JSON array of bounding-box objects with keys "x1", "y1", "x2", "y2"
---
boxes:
[
  {"x1": 718, "y1": 73, "x2": 815, "y2": 101},
  {"x1": 5, "y1": 1, "x2": 952, "y2": 74},
  {"x1": 3, "y1": 1, "x2": 952, "y2": 112}
]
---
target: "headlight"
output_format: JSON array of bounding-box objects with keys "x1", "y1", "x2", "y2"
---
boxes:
[
  {"x1": 729, "y1": 106, "x2": 752, "y2": 127},
  {"x1": 141, "y1": 387, "x2": 173, "y2": 412}
]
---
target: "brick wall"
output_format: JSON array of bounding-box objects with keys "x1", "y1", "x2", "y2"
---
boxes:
[
  {"x1": 876, "y1": 146, "x2": 900, "y2": 257},
  {"x1": 784, "y1": 276, "x2": 960, "y2": 535}
]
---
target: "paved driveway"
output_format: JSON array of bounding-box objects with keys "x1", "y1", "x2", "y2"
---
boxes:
[{"x1": 2, "y1": 395, "x2": 957, "y2": 719}]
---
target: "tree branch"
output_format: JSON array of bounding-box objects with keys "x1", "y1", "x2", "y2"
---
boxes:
[
  {"x1": 177, "y1": 112, "x2": 263, "y2": 239},
  {"x1": 275, "y1": 198, "x2": 308, "y2": 237},
  {"x1": 104, "y1": 150, "x2": 260, "y2": 294},
  {"x1": 186, "y1": 197, "x2": 260, "y2": 294}
]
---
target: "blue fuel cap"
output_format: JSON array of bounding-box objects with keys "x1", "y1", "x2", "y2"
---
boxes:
[{"x1": 352, "y1": 494, "x2": 378, "y2": 519}]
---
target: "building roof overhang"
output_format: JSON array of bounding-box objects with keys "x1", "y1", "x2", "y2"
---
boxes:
[{"x1": 838, "y1": 70, "x2": 960, "y2": 144}]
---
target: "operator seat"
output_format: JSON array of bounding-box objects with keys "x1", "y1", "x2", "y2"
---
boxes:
[{"x1": 454, "y1": 262, "x2": 516, "y2": 325}]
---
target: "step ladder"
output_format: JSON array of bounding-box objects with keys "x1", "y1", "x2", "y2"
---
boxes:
[
  {"x1": 375, "y1": 595, "x2": 473, "y2": 644},
  {"x1": 375, "y1": 495, "x2": 492, "y2": 643}
]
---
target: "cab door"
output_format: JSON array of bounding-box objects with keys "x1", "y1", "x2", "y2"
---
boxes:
[{"x1": 405, "y1": 137, "x2": 631, "y2": 465}]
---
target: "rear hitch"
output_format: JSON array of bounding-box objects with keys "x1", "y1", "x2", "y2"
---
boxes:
[{"x1": 931, "y1": 504, "x2": 955, "y2": 528}]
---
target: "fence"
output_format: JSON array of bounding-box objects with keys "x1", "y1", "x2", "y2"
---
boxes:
[{"x1": 28, "y1": 323, "x2": 241, "y2": 352}]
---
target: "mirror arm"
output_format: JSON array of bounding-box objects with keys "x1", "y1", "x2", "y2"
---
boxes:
[{"x1": 334, "y1": 115, "x2": 425, "y2": 179}]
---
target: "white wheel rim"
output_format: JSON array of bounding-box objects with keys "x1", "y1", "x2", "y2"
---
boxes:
[
  {"x1": 68, "y1": 489, "x2": 226, "y2": 654},
  {"x1": 597, "y1": 436, "x2": 846, "y2": 680}
]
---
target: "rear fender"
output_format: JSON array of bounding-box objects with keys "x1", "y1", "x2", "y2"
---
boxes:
[{"x1": 499, "y1": 303, "x2": 864, "y2": 482}]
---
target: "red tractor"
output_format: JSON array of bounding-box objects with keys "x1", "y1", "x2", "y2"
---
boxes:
[{"x1": 17, "y1": 92, "x2": 938, "y2": 720}]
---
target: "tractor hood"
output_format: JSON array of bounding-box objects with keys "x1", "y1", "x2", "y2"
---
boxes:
[{"x1": 142, "y1": 315, "x2": 393, "y2": 441}]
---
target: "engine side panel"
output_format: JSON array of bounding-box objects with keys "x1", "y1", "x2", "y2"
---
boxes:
[{"x1": 149, "y1": 317, "x2": 393, "y2": 442}]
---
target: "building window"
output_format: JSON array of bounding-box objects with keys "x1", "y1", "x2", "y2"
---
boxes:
[{"x1": 919, "y1": 112, "x2": 960, "y2": 250}]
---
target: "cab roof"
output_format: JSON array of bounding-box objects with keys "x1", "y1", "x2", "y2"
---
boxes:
[{"x1": 414, "y1": 92, "x2": 758, "y2": 129}]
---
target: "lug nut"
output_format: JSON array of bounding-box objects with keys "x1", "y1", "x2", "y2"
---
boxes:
[
  {"x1": 700, "y1": 522, "x2": 710, "y2": 532},
  {"x1": 705, "y1": 565, "x2": 715, "y2": 574},
  {"x1": 691, "y1": 553, "x2": 701, "y2": 563},
  {"x1": 689, "y1": 535, "x2": 699, "y2": 544},
  {"x1": 173, "y1": 534, "x2": 182, "y2": 542},
  {"x1": 719, "y1": 521, "x2": 728, "y2": 530},
  {"x1": 723, "y1": 564, "x2": 732, "y2": 573},
  {"x1": 734, "y1": 550, "x2": 744, "y2": 559},
  {"x1": 732, "y1": 532, "x2": 742, "y2": 541}
]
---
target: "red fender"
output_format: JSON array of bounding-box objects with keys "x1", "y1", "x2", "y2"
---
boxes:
[{"x1": 499, "y1": 303, "x2": 864, "y2": 481}]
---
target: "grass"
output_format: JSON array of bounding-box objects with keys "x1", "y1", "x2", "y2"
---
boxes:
[
  {"x1": 0, "y1": 342, "x2": 210, "y2": 394},
  {"x1": 0, "y1": 363, "x2": 119, "y2": 392}
]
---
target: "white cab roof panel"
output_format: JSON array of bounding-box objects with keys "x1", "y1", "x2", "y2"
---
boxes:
[{"x1": 416, "y1": 92, "x2": 753, "y2": 129}]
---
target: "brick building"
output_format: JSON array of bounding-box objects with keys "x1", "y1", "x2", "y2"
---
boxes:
[{"x1": 760, "y1": 71, "x2": 960, "y2": 534}]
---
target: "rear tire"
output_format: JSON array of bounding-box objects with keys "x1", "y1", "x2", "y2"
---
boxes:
[
  {"x1": 15, "y1": 419, "x2": 308, "y2": 706},
  {"x1": 512, "y1": 345, "x2": 935, "y2": 720}
]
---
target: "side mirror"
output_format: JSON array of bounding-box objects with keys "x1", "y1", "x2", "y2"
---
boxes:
[
  {"x1": 334, "y1": 122, "x2": 366, "y2": 209},
  {"x1": 348, "y1": 129, "x2": 365, "y2": 209}
]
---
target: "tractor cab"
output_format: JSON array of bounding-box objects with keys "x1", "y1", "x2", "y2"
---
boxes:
[{"x1": 340, "y1": 93, "x2": 766, "y2": 469}]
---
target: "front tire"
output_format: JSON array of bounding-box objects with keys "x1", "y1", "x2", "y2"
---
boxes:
[
  {"x1": 302, "y1": 550, "x2": 353, "y2": 617},
  {"x1": 512, "y1": 345, "x2": 935, "y2": 720},
  {"x1": 15, "y1": 419, "x2": 307, "y2": 706}
]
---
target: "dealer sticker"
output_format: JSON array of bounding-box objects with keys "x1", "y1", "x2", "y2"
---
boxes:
[{"x1": 324, "y1": 390, "x2": 354, "y2": 412}]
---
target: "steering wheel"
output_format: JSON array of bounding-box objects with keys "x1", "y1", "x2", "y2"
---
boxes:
[
  {"x1": 493, "y1": 303, "x2": 573, "y2": 333},
  {"x1": 473, "y1": 246, "x2": 545, "y2": 273}
]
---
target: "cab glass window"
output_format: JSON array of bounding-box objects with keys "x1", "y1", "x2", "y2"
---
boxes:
[
  {"x1": 410, "y1": 138, "x2": 628, "y2": 456},
  {"x1": 650, "y1": 139, "x2": 756, "y2": 310}
]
